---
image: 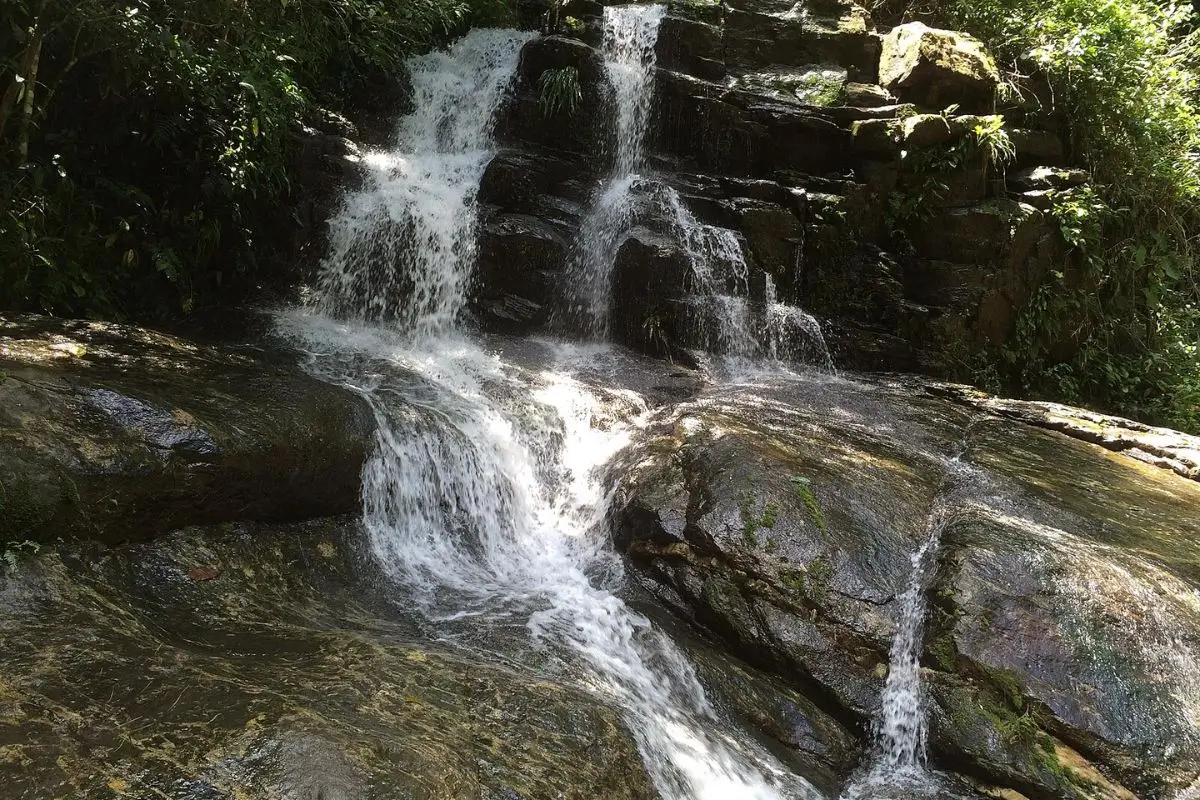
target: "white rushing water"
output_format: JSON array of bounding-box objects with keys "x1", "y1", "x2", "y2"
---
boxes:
[
  {"x1": 316, "y1": 29, "x2": 536, "y2": 334},
  {"x1": 649, "y1": 184, "x2": 834, "y2": 374},
  {"x1": 842, "y1": 456, "x2": 975, "y2": 799},
  {"x1": 285, "y1": 24, "x2": 818, "y2": 800},
  {"x1": 563, "y1": 5, "x2": 666, "y2": 336}
]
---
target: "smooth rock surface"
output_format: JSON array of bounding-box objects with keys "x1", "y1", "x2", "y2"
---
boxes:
[
  {"x1": 0, "y1": 316, "x2": 373, "y2": 545},
  {"x1": 0, "y1": 519, "x2": 659, "y2": 799}
]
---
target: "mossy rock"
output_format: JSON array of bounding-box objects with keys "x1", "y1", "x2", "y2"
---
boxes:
[
  {"x1": 0, "y1": 519, "x2": 659, "y2": 799},
  {"x1": 880, "y1": 22, "x2": 1000, "y2": 111}
]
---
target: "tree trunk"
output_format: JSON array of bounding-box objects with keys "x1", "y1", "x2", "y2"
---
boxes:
[
  {"x1": 0, "y1": 4, "x2": 47, "y2": 152},
  {"x1": 16, "y1": 30, "x2": 44, "y2": 162}
]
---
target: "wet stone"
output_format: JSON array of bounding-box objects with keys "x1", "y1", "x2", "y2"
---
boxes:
[
  {"x1": 613, "y1": 372, "x2": 1200, "y2": 796},
  {"x1": 0, "y1": 315, "x2": 374, "y2": 545},
  {"x1": 0, "y1": 519, "x2": 659, "y2": 800}
]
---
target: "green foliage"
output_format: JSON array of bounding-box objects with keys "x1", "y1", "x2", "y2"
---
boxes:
[
  {"x1": 1, "y1": 540, "x2": 41, "y2": 572},
  {"x1": 885, "y1": 112, "x2": 1015, "y2": 234},
  {"x1": 874, "y1": 0, "x2": 1200, "y2": 432},
  {"x1": 0, "y1": 0, "x2": 513, "y2": 319},
  {"x1": 536, "y1": 66, "x2": 582, "y2": 118}
]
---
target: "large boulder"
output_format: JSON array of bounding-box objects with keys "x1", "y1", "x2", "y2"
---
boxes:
[
  {"x1": 501, "y1": 35, "x2": 611, "y2": 162},
  {"x1": 475, "y1": 212, "x2": 571, "y2": 331},
  {"x1": 879, "y1": 22, "x2": 1000, "y2": 110},
  {"x1": 0, "y1": 316, "x2": 373, "y2": 545},
  {"x1": 612, "y1": 373, "x2": 1200, "y2": 796}
]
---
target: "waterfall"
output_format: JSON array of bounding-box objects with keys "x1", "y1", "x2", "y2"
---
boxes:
[
  {"x1": 315, "y1": 29, "x2": 533, "y2": 334},
  {"x1": 562, "y1": 4, "x2": 666, "y2": 337},
  {"x1": 840, "y1": 507, "x2": 950, "y2": 798},
  {"x1": 649, "y1": 185, "x2": 834, "y2": 374},
  {"x1": 764, "y1": 276, "x2": 835, "y2": 373},
  {"x1": 285, "y1": 24, "x2": 819, "y2": 800},
  {"x1": 843, "y1": 460, "x2": 972, "y2": 799}
]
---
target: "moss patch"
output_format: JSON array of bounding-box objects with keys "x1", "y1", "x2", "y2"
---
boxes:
[{"x1": 0, "y1": 477, "x2": 50, "y2": 544}]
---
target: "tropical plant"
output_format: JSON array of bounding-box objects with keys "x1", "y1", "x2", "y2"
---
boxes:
[{"x1": 536, "y1": 66, "x2": 582, "y2": 118}]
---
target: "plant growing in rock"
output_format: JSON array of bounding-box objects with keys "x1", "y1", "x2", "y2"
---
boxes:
[
  {"x1": 1, "y1": 540, "x2": 40, "y2": 572},
  {"x1": 790, "y1": 474, "x2": 827, "y2": 532},
  {"x1": 536, "y1": 67, "x2": 583, "y2": 119}
]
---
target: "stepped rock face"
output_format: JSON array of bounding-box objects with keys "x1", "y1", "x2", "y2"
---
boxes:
[{"x1": 474, "y1": 1, "x2": 1075, "y2": 375}]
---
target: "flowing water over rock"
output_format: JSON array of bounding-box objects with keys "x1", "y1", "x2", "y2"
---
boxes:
[
  {"x1": 317, "y1": 29, "x2": 537, "y2": 332},
  {"x1": 10, "y1": 15, "x2": 1200, "y2": 800},
  {"x1": 562, "y1": 5, "x2": 665, "y2": 336},
  {"x1": 647, "y1": 185, "x2": 834, "y2": 374},
  {"x1": 844, "y1": 467, "x2": 970, "y2": 799},
  {"x1": 285, "y1": 22, "x2": 820, "y2": 800}
]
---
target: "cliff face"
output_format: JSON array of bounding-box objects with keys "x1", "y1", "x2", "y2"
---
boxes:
[{"x1": 472, "y1": 0, "x2": 1079, "y2": 375}]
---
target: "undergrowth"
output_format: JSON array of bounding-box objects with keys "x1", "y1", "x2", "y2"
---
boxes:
[
  {"x1": 874, "y1": 0, "x2": 1200, "y2": 432},
  {"x1": 0, "y1": 0, "x2": 516, "y2": 320}
]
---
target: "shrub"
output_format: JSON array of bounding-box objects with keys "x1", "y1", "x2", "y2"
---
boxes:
[
  {"x1": 876, "y1": 0, "x2": 1200, "y2": 432},
  {"x1": 0, "y1": 0, "x2": 515, "y2": 319}
]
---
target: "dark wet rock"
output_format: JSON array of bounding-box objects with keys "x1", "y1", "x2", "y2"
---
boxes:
[
  {"x1": 609, "y1": 228, "x2": 694, "y2": 356},
  {"x1": 1009, "y1": 128, "x2": 1066, "y2": 167},
  {"x1": 0, "y1": 519, "x2": 659, "y2": 799},
  {"x1": 733, "y1": 198, "x2": 803, "y2": 274},
  {"x1": 0, "y1": 315, "x2": 373, "y2": 545},
  {"x1": 504, "y1": 35, "x2": 610, "y2": 160},
  {"x1": 475, "y1": 213, "x2": 571, "y2": 332},
  {"x1": 657, "y1": 16, "x2": 726, "y2": 81},
  {"x1": 613, "y1": 373, "x2": 1200, "y2": 796},
  {"x1": 722, "y1": 5, "x2": 880, "y2": 82}
]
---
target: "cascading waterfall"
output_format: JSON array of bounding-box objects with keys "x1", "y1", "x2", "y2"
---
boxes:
[
  {"x1": 563, "y1": 4, "x2": 666, "y2": 336},
  {"x1": 764, "y1": 275, "x2": 835, "y2": 372},
  {"x1": 284, "y1": 23, "x2": 819, "y2": 800},
  {"x1": 315, "y1": 29, "x2": 533, "y2": 333},
  {"x1": 843, "y1": 459, "x2": 973, "y2": 799},
  {"x1": 872, "y1": 505, "x2": 948, "y2": 772},
  {"x1": 649, "y1": 184, "x2": 834, "y2": 373}
]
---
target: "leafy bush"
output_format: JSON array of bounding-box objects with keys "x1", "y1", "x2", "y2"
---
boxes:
[
  {"x1": 876, "y1": 0, "x2": 1200, "y2": 432},
  {"x1": 0, "y1": 0, "x2": 515, "y2": 319}
]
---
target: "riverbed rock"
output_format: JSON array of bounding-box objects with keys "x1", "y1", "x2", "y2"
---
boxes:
[
  {"x1": 0, "y1": 519, "x2": 658, "y2": 799},
  {"x1": 0, "y1": 315, "x2": 374, "y2": 545},
  {"x1": 612, "y1": 373, "x2": 1200, "y2": 795}
]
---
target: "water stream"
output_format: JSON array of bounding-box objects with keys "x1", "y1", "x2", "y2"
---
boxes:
[
  {"x1": 562, "y1": 5, "x2": 665, "y2": 336},
  {"x1": 842, "y1": 502, "x2": 953, "y2": 799},
  {"x1": 649, "y1": 183, "x2": 834, "y2": 373},
  {"x1": 283, "y1": 23, "x2": 819, "y2": 800}
]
